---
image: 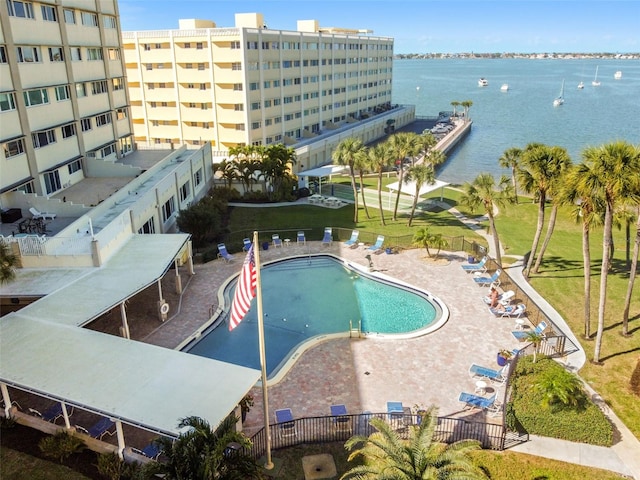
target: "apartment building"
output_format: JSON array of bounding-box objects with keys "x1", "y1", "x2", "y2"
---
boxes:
[
  {"x1": 0, "y1": 0, "x2": 133, "y2": 203},
  {"x1": 123, "y1": 13, "x2": 414, "y2": 171}
]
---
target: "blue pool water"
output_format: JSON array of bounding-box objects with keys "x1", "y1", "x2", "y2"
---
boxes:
[{"x1": 186, "y1": 255, "x2": 444, "y2": 378}]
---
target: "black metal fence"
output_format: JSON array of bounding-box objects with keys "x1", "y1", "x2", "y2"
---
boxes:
[{"x1": 246, "y1": 411, "x2": 507, "y2": 460}]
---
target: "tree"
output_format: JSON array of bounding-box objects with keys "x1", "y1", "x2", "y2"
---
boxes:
[
  {"x1": 404, "y1": 163, "x2": 435, "y2": 226},
  {"x1": 149, "y1": 415, "x2": 262, "y2": 480},
  {"x1": 389, "y1": 132, "x2": 420, "y2": 221},
  {"x1": 416, "y1": 131, "x2": 437, "y2": 165},
  {"x1": 623, "y1": 206, "x2": 640, "y2": 336},
  {"x1": 450, "y1": 100, "x2": 460, "y2": 118},
  {"x1": 461, "y1": 99, "x2": 473, "y2": 121},
  {"x1": 341, "y1": 406, "x2": 487, "y2": 480},
  {"x1": 176, "y1": 196, "x2": 225, "y2": 249},
  {"x1": 459, "y1": 173, "x2": 515, "y2": 267},
  {"x1": 214, "y1": 159, "x2": 237, "y2": 189},
  {"x1": 518, "y1": 144, "x2": 571, "y2": 278},
  {"x1": 524, "y1": 329, "x2": 546, "y2": 363},
  {"x1": 583, "y1": 141, "x2": 640, "y2": 363},
  {"x1": 355, "y1": 147, "x2": 372, "y2": 219},
  {"x1": 333, "y1": 138, "x2": 366, "y2": 223},
  {"x1": 535, "y1": 367, "x2": 584, "y2": 410},
  {"x1": 0, "y1": 242, "x2": 18, "y2": 285},
  {"x1": 367, "y1": 142, "x2": 393, "y2": 226},
  {"x1": 498, "y1": 147, "x2": 522, "y2": 204}
]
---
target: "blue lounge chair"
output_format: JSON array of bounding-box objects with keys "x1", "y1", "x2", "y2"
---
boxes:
[
  {"x1": 461, "y1": 256, "x2": 487, "y2": 273},
  {"x1": 330, "y1": 404, "x2": 351, "y2": 432},
  {"x1": 473, "y1": 269, "x2": 501, "y2": 287},
  {"x1": 217, "y1": 243, "x2": 234, "y2": 262},
  {"x1": 242, "y1": 238, "x2": 252, "y2": 251},
  {"x1": 468, "y1": 364, "x2": 508, "y2": 386},
  {"x1": 275, "y1": 408, "x2": 296, "y2": 437},
  {"x1": 344, "y1": 230, "x2": 359, "y2": 248},
  {"x1": 322, "y1": 227, "x2": 332, "y2": 246},
  {"x1": 76, "y1": 417, "x2": 115, "y2": 439},
  {"x1": 489, "y1": 303, "x2": 526, "y2": 318},
  {"x1": 368, "y1": 235, "x2": 385, "y2": 253},
  {"x1": 458, "y1": 392, "x2": 502, "y2": 416},
  {"x1": 297, "y1": 231, "x2": 306, "y2": 245},
  {"x1": 141, "y1": 442, "x2": 162, "y2": 459},
  {"x1": 29, "y1": 403, "x2": 71, "y2": 423},
  {"x1": 272, "y1": 234, "x2": 282, "y2": 248},
  {"x1": 512, "y1": 320, "x2": 548, "y2": 341},
  {"x1": 386, "y1": 401, "x2": 404, "y2": 420}
]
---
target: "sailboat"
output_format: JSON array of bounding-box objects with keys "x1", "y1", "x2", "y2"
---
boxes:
[
  {"x1": 553, "y1": 80, "x2": 565, "y2": 107},
  {"x1": 577, "y1": 81, "x2": 584, "y2": 89},
  {"x1": 592, "y1": 66, "x2": 601, "y2": 86}
]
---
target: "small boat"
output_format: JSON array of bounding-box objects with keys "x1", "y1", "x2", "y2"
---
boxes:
[
  {"x1": 614, "y1": 70, "x2": 622, "y2": 79},
  {"x1": 553, "y1": 80, "x2": 565, "y2": 107},
  {"x1": 592, "y1": 66, "x2": 601, "y2": 86},
  {"x1": 478, "y1": 78, "x2": 488, "y2": 87},
  {"x1": 577, "y1": 81, "x2": 584, "y2": 89},
  {"x1": 500, "y1": 83, "x2": 509, "y2": 92}
]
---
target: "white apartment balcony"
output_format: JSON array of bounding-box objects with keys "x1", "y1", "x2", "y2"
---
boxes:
[
  {"x1": 34, "y1": 142, "x2": 81, "y2": 173},
  {"x1": 71, "y1": 62, "x2": 106, "y2": 83},
  {"x1": 0, "y1": 111, "x2": 22, "y2": 140},
  {"x1": 77, "y1": 95, "x2": 111, "y2": 119},
  {"x1": 181, "y1": 124, "x2": 214, "y2": 139},
  {"x1": 1, "y1": 152, "x2": 30, "y2": 189},
  {"x1": 0, "y1": 65, "x2": 13, "y2": 91},
  {"x1": 207, "y1": 47, "x2": 239, "y2": 63},
  {"x1": 147, "y1": 125, "x2": 179, "y2": 139},
  {"x1": 65, "y1": 25, "x2": 102, "y2": 47},
  {"x1": 177, "y1": 88, "x2": 211, "y2": 103},
  {"x1": 179, "y1": 108, "x2": 214, "y2": 123},
  {"x1": 102, "y1": 29, "x2": 120, "y2": 47},
  {"x1": 213, "y1": 108, "x2": 245, "y2": 124},
  {"x1": 211, "y1": 67, "x2": 242, "y2": 85},
  {"x1": 138, "y1": 49, "x2": 174, "y2": 63},
  {"x1": 107, "y1": 60, "x2": 124, "y2": 78},
  {"x1": 127, "y1": 88, "x2": 142, "y2": 102},
  {"x1": 8, "y1": 17, "x2": 60, "y2": 45},
  {"x1": 26, "y1": 102, "x2": 74, "y2": 132},
  {"x1": 213, "y1": 86, "x2": 243, "y2": 102},
  {"x1": 145, "y1": 89, "x2": 177, "y2": 102},
  {"x1": 175, "y1": 69, "x2": 210, "y2": 83},
  {"x1": 115, "y1": 119, "x2": 132, "y2": 139},
  {"x1": 130, "y1": 105, "x2": 146, "y2": 119},
  {"x1": 83, "y1": 126, "x2": 118, "y2": 152},
  {"x1": 146, "y1": 106, "x2": 179, "y2": 119},
  {"x1": 174, "y1": 49, "x2": 214, "y2": 63},
  {"x1": 141, "y1": 69, "x2": 176, "y2": 83},
  {"x1": 112, "y1": 90, "x2": 127, "y2": 107},
  {"x1": 125, "y1": 67, "x2": 140, "y2": 83},
  {"x1": 17, "y1": 63, "x2": 66, "y2": 90}
]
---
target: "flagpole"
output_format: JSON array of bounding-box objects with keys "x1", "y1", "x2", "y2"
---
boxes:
[{"x1": 253, "y1": 230, "x2": 273, "y2": 469}]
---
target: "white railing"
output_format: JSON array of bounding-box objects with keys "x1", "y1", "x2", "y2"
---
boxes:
[{"x1": 2, "y1": 235, "x2": 93, "y2": 257}]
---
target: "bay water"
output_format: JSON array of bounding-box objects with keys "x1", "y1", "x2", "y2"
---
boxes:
[{"x1": 392, "y1": 58, "x2": 640, "y2": 184}]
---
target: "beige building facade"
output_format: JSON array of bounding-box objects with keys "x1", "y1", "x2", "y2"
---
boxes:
[
  {"x1": 0, "y1": 0, "x2": 133, "y2": 205},
  {"x1": 123, "y1": 13, "x2": 415, "y2": 172}
]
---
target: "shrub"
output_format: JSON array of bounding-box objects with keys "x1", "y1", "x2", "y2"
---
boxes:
[
  {"x1": 97, "y1": 452, "x2": 146, "y2": 480},
  {"x1": 630, "y1": 356, "x2": 640, "y2": 396},
  {"x1": 38, "y1": 431, "x2": 85, "y2": 463}
]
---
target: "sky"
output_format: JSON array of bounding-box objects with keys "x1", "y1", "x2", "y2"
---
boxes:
[{"x1": 117, "y1": 0, "x2": 640, "y2": 54}]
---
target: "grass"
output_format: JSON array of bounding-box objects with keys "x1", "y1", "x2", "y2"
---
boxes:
[{"x1": 0, "y1": 447, "x2": 92, "y2": 480}]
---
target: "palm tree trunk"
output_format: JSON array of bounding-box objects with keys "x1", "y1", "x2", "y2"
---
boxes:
[
  {"x1": 524, "y1": 193, "x2": 546, "y2": 278},
  {"x1": 594, "y1": 203, "x2": 613, "y2": 363},
  {"x1": 488, "y1": 213, "x2": 503, "y2": 267},
  {"x1": 533, "y1": 205, "x2": 558, "y2": 273},
  {"x1": 582, "y1": 222, "x2": 592, "y2": 338},
  {"x1": 408, "y1": 186, "x2": 419, "y2": 226},
  {"x1": 511, "y1": 168, "x2": 519, "y2": 204},
  {"x1": 349, "y1": 166, "x2": 359, "y2": 223},
  {"x1": 358, "y1": 171, "x2": 371, "y2": 219},
  {"x1": 392, "y1": 165, "x2": 404, "y2": 221},
  {"x1": 377, "y1": 170, "x2": 386, "y2": 226},
  {"x1": 622, "y1": 209, "x2": 640, "y2": 336}
]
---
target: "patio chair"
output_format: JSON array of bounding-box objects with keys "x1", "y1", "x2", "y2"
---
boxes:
[
  {"x1": 482, "y1": 289, "x2": 514, "y2": 306},
  {"x1": 133, "y1": 442, "x2": 162, "y2": 460},
  {"x1": 29, "y1": 403, "x2": 71, "y2": 423},
  {"x1": 330, "y1": 404, "x2": 352, "y2": 433},
  {"x1": 489, "y1": 303, "x2": 526, "y2": 318},
  {"x1": 368, "y1": 235, "x2": 385, "y2": 253},
  {"x1": 275, "y1": 408, "x2": 297, "y2": 438},
  {"x1": 76, "y1": 416, "x2": 116, "y2": 440},
  {"x1": 458, "y1": 392, "x2": 501, "y2": 416},
  {"x1": 468, "y1": 364, "x2": 508, "y2": 386},
  {"x1": 473, "y1": 269, "x2": 501, "y2": 287},
  {"x1": 461, "y1": 256, "x2": 487, "y2": 273},
  {"x1": 297, "y1": 231, "x2": 306, "y2": 245},
  {"x1": 29, "y1": 207, "x2": 56, "y2": 220},
  {"x1": 343, "y1": 230, "x2": 359, "y2": 248},
  {"x1": 322, "y1": 227, "x2": 332, "y2": 246},
  {"x1": 217, "y1": 243, "x2": 234, "y2": 262},
  {"x1": 512, "y1": 320, "x2": 548, "y2": 341},
  {"x1": 242, "y1": 238, "x2": 252, "y2": 251},
  {"x1": 272, "y1": 234, "x2": 282, "y2": 248}
]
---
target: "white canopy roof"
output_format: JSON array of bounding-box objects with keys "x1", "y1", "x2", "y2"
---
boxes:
[
  {"x1": 386, "y1": 179, "x2": 449, "y2": 197},
  {"x1": 297, "y1": 165, "x2": 346, "y2": 178}
]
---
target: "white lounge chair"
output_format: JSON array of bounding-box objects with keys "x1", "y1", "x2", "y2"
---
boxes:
[
  {"x1": 29, "y1": 207, "x2": 56, "y2": 220},
  {"x1": 272, "y1": 234, "x2": 282, "y2": 248},
  {"x1": 217, "y1": 243, "x2": 234, "y2": 262},
  {"x1": 344, "y1": 230, "x2": 359, "y2": 248},
  {"x1": 322, "y1": 227, "x2": 332, "y2": 246},
  {"x1": 368, "y1": 235, "x2": 385, "y2": 253},
  {"x1": 297, "y1": 231, "x2": 306, "y2": 245}
]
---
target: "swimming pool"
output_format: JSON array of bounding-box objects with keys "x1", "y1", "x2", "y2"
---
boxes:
[{"x1": 185, "y1": 255, "x2": 448, "y2": 382}]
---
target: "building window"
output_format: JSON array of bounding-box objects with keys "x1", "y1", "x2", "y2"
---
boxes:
[
  {"x1": 231, "y1": 62, "x2": 242, "y2": 71},
  {"x1": 194, "y1": 168, "x2": 202, "y2": 186},
  {"x1": 87, "y1": 48, "x2": 103, "y2": 60},
  {"x1": 197, "y1": 63, "x2": 205, "y2": 70},
  {"x1": 251, "y1": 121, "x2": 261, "y2": 129},
  {"x1": 103, "y1": 15, "x2": 116, "y2": 28},
  {"x1": 200, "y1": 83, "x2": 206, "y2": 90},
  {"x1": 230, "y1": 41, "x2": 240, "y2": 49},
  {"x1": 48, "y1": 47, "x2": 64, "y2": 62},
  {"x1": 251, "y1": 102, "x2": 260, "y2": 110},
  {"x1": 107, "y1": 48, "x2": 120, "y2": 60},
  {"x1": 247, "y1": 41, "x2": 258, "y2": 50},
  {"x1": 115, "y1": 107, "x2": 128, "y2": 120},
  {"x1": 68, "y1": 159, "x2": 82, "y2": 174},
  {"x1": 112, "y1": 77, "x2": 124, "y2": 90},
  {"x1": 235, "y1": 124, "x2": 245, "y2": 131},
  {"x1": 234, "y1": 104, "x2": 243, "y2": 111},
  {"x1": 44, "y1": 170, "x2": 61, "y2": 195},
  {"x1": 138, "y1": 217, "x2": 155, "y2": 234},
  {"x1": 3, "y1": 138, "x2": 25, "y2": 158},
  {"x1": 63, "y1": 8, "x2": 75, "y2": 23},
  {"x1": 23, "y1": 88, "x2": 49, "y2": 106},
  {"x1": 183, "y1": 43, "x2": 190, "y2": 49},
  {"x1": 41, "y1": 4, "x2": 56, "y2": 21},
  {"x1": 61, "y1": 123, "x2": 76, "y2": 138},
  {"x1": 81, "y1": 11, "x2": 98, "y2": 26},
  {"x1": 162, "y1": 197, "x2": 175, "y2": 222},
  {"x1": 70, "y1": 47, "x2": 82, "y2": 61},
  {"x1": 0, "y1": 92, "x2": 16, "y2": 111},
  {"x1": 143, "y1": 43, "x2": 151, "y2": 51},
  {"x1": 249, "y1": 82, "x2": 259, "y2": 91},
  {"x1": 80, "y1": 118, "x2": 92, "y2": 131},
  {"x1": 0, "y1": 46, "x2": 6, "y2": 63},
  {"x1": 91, "y1": 80, "x2": 108, "y2": 94},
  {"x1": 54, "y1": 85, "x2": 70, "y2": 101},
  {"x1": 100, "y1": 143, "x2": 116, "y2": 157},
  {"x1": 155, "y1": 43, "x2": 161, "y2": 49},
  {"x1": 179, "y1": 181, "x2": 190, "y2": 202},
  {"x1": 15, "y1": 181, "x2": 35, "y2": 194},
  {"x1": 196, "y1": 42, "x2": 203, "y2": 49},
  {"x1": 145, "y1": 63, "x2": 152, "y2": 70},
  {"x1": 16, "y1": 46, "x2": 41, "y2": 63},
  {"x1": 96, "y1": 113, "x2": 112, "y2": 126},
  {"x1": 6, "y1": 0, "x2": 34, "y2": 18},
  {"x1": 75, "y1": 82, "x2": 86, "y2": 97}
]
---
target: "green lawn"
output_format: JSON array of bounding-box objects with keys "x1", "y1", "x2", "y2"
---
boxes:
[{"x1": 0, "y1": 447, "x2": 92, "y2": 480}]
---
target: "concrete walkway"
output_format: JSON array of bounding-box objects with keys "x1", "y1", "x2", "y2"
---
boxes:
[{"x1": 451, "y1": 202, "x2": 640, "y2": 479}]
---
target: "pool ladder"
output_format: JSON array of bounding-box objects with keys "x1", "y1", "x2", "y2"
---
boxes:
[{"x1": 349, "y1": 320, "x2": 361, "y2": 338}]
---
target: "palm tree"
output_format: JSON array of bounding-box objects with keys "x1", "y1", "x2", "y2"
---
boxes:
[
  {"x1": 262, "y1": 143, "x2": 296, "y2": 200},
  {"x1": 525, "y1": 329, "x2": 546, "y2": 363},
  {"x1": 459, "y1": 173, "x2": 515, "y2": 267},
  {"x1": 0, "y1": 242, "x2": 18, "y2": 285},
  {"x1": 450, "y1": 100, "x2": 460, "y2": 118},
  {"x1": 214, "y1": 159, "x2": 238, "y2": 189},
  {"x1": 149, "y1": 415, "x2": 262, "y2": 480},
  {"x1": 417, "y1": 131, "x2": 437, "y2": 165},
  {"x1": 333, "y1": 138, "x2": 366, "y2": 223},
  {"x1": 341, "y1": 406, "x2": 487, "y2": 480},
  {"x1": 518, "y1": 144, "x2": 571, "y2": 278},
  {"x1": 389, "y1": 132, "x2": 420, "y2": 221},
  {"x1": 623, "y1": 206, "x2": 640, "y2": 336},
  {"x1": 404, "y1": 163, "x2": 435, "y2": 226},
  {"x1": 461, "y1": 99, "x2": 473, "y2": 121},
  {"x1": 413, "y1": 227, "x2": 434, "y2": 257},
  {"x1": 367, "y1": 142, "x2": 393, "y2": 226},
  {"x1": 498, "y1": 147, "x2": 522, "y2": 204},
  {"x1": 354, "y1": 148, "x2": 372, "y2": 219},
  {"x1": 583, "y1": 141, "x2": 640, "y2": 363},
  {"x1": 535, "y1": 367, "x2": 584, "y2": 410}
]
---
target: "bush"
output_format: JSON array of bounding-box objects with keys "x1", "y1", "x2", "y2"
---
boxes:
[
  {"x1": 97, "y1": 452, "x2": 146, "y2": 480},
  {"x1": 508, "y1": 357, "x2": 613, "y2": 446},
  {"x1": 38, "y1": 431, "x2": 85, "y2": 463}
]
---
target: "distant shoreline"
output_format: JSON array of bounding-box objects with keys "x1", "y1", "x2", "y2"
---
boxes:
[{"x1": 395, "y1": 53, "x2": 639, "y2": 60}]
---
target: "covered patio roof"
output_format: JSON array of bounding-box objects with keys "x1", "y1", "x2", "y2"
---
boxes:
[
  {"x1": 297, "y1": 165, "x2": 346, "y2": 178},
  {"x1": 386, "y1": 179, "x2": 449, "y2": 198}
]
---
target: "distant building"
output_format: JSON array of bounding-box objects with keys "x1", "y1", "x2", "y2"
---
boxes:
[{"x1": 122, "y1": 13, "x2": 415, "y2": 171}]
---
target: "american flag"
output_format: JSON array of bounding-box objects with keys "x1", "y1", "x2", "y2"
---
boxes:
[{"x1": 229, "y1": 244, "x2": 256, "y2": 330}]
